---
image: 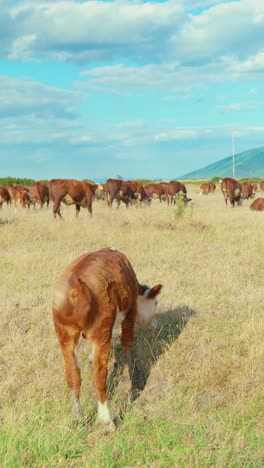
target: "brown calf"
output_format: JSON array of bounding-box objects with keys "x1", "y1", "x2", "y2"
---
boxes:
[
  {"x1": 221, "y1": 178, "x2": 242, "y2": 207},
  {"x1": 241, "y1": 182, "x2": 253, "y2": 200},
  {"x1": 30, "y1": 182, "x2": 50, "y2": 208},
  {"x1": 208, "y1": 182, "x2": 216, "y2": 192},
  {"x1": 52, "y1": 247, "x2": 162, "y2": 430},
  {"x1": 7, "y1": 184, "x2": 31, "y2": 209},
  {"x1": 250, "y1": 198, "x2": 264, "y2": 211},
  {"x1": 106, "y1": 179, "x2": 147, "y2": 208},
  {"x1": 260, "y1": 181, "x2": 264, "y2": 193},
  {"x1": 144, "y1": 183, "x2": 167, "y2": 202},
  {"x1": 200, "y1": 183, "x2": 211, "y2": 195}
]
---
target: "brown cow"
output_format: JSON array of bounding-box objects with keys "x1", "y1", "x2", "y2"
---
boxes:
[
  {"x1": 52, "y1": 247, "x2": 162, "y2": 429},
  {"x1": 0, "y1": 187, "x2": 11, "y2": 208},
  {"x1": 250, "y1": 198, "x2": 264, "y2": 211},
  {"x1": 49, "y1": 179, "x2": 95, "y2": 218},
  {"x1": 221, "y1": 178, "x2": 242, "y2": 207},
  {"x1": 241, "y1": 182, "x2": 253, "y2": 200},
  {"x1": 7, "y1": 184, "x2": 32, "y2": 209},
  {"x1": 200, "y1": 183, "x2": 211, "y2": 195},
  {"x1": 166, "y1": 181, "x2": 189, "y2": 205},
  {"x1": 30, "y1": 182, "x2": 50, "y2": 208},
  {"x1": 260, "y1": 181, "x2": 264, "y2": 193},
  {"x1": 144, "y1": 183, "x2": 167, "y2": 202},
  {"x1": 200, "y1": 181, "x2": 216, "y2": 195},
  {"x1": 106, "y1": 179, "x2": 147, "y2": 208},
  {"x1": 208, "y1": 182, "x2": 216, "y2": 192}
]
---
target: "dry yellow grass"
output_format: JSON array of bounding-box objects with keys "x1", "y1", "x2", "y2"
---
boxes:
[{"x1": 0, "y1": 187, "x2": 263, "y2": 466}]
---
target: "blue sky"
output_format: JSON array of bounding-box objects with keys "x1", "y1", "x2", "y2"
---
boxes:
[{"x1": 0, "y1": 0, "x2": 264, "y2": 180}]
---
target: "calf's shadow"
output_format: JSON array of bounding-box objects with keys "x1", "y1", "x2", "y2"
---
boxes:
[{"x1": 107, "y1": 305, "x2": 196, "y2": 408}]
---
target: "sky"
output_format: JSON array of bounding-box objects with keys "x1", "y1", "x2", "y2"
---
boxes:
[{"x1": 0, "y1": 0, "x2": 264, "y2": 181}]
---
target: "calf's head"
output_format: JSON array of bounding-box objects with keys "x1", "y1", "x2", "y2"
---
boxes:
[{"x1": 137, "y1": 284, "x2": 163, "y2": 330}]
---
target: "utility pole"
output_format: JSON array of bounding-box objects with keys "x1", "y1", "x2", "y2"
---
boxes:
[{"x1": 232, "y1": 132, "x2": 235, "y2": 178}]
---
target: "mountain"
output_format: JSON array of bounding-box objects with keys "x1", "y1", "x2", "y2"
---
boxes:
[{"x1": 179, "y1": 146, "x2": 264, "y2": 180}]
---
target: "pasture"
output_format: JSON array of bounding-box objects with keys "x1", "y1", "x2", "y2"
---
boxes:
[{"x1": 0, "y1": 186, "x2": 263, "y2": 466}]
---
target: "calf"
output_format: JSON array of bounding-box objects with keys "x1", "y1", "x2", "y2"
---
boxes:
[
  {"x1": 260, "y1": 181, "x2": 264, "y2": 194},
  {"x1": 144, "y1": 183, "x2": 167, "y2": 203},
  {"x1": 250, "y1": 198, "x2": 264, "y2": 211},
  {"x1": 200, "y1": 183, "x2": 211, "y2": 195},
  {"x1": 208, "y1": 182, "x2": 216, "y2": 192},
  {"x1": 7, "y1": 184, "x2": 32, "y2": 209},
  {"x1": 52, "y1": 247, "x2": 162, "y2": 430},
  {"x1": 30, "y1": 182, "x2": 50, "y2": 208},
  {"x1": 221, "y1": 177, "x2": 242, "y2": 207},
  {"x1": 241, "y1": 182, "x2": 253, "y2": 199}
]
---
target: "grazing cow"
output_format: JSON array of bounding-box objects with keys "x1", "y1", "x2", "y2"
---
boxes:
[
  {"x1": 0, "y1": 187, "x2": 11, "y2": 208},
  {"x1": 49, "y1": 179, "x2": 95, "y2": 218},
  {"x1": 241, "y1": 182, "x2": 253, "y2": 199},
  {"x1": 260, "y1": 181, "x2": 264, "y2": 193},
  {"x1": 166, "y1": 181, "x2": 190, "y2": 205},
  {"x1": 208, "y1": 182, "x2": 216, "y2": 192},
  {"x1": 52, "y1": 247, "x2": 162, "y2": 430},
  {"x1": 106, "y1": 179, "x2": 147, "y2": 208},
  {"x1": 250, "y1": 198, "x2": 264, "y2": 211},
  {"x1": 221, "y1": 178, "x2": 242, "y2": 207},
  {"x1": 144, "y1": 183, "x2": 167, "y2": 202},
  {"x1": 30, "y1": 182, "x2": 50, "y2": 208},
  {"x1": 7, "y1": 184, "x2": 32, "y2": 209},
  {"x1": 200, "y1": 183, "x2": 211, "y2": 195}
]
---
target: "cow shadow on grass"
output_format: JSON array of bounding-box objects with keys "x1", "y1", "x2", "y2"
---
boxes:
[{"x1": 106, "y1": 305, "x2": 196, "y2": 422}]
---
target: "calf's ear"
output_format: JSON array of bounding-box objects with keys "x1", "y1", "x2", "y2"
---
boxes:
[{"x1": 147, "y1": 284, "x2": 163, "y2": 298}]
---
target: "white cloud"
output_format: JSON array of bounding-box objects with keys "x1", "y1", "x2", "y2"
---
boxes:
[
  {"x1": 0, "y1": 75, "x2": 83, "y2": 118},
  {"x1": 0, "y1": 0, "x2": 263, "y2": 69},
  {"x1": 153, "y1": 129, "x2": 198, "y2": 142},
  {"x1": 77, "y1": 50, "x2": 264, "y2": 94},
  {"x1": 217, "y1": 102, "x2": 258, "y2": 112}
]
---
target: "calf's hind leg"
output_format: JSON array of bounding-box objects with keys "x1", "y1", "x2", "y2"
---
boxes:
[
  {"x1": 55, "y1": 324, "x2": 83, "y2": 421},
  {"x1": 91, "y1": 340, "x2": 115, "y2": 430}
]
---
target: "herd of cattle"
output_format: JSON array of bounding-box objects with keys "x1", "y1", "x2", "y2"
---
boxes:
[{"x1": 0, "y1": 177, "x2": 264, "y2": 215}]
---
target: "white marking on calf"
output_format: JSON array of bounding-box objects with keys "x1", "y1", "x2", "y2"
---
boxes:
[
  {"x1": 98, "y1": 401, "x2": 115, "y2": 430},
  {"x1": 137, "y1": 289, "x2": 157, "y2": 330}
]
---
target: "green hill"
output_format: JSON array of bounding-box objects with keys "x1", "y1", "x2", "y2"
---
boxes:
[{"x1": 180, "y1": 146, "x2": 264, "y2": 179}]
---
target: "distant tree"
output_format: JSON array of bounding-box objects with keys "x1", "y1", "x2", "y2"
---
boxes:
[
  {"x1": 0, "y1": 177, "x2": 36, "y2": 187},
  {"x1": 83, "y1": 179, "x2": 95, "y2": 184},
  {"x1": 211, "y1": 176, "x2": 222, "y2": 183},
  {"x1": 116, "y1": 174, "x2": 123, "y2": 180}
]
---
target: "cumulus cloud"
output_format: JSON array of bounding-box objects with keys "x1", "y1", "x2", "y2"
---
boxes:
[
  {"x1": 0, "y1": 0, "x2": 263, "y2": 69},
  {"x1": 1, "y1": 0, "x2": 185, "y2": 64}
]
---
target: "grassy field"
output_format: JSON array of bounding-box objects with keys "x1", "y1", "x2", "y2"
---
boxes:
[{"x1": 0, "y1": 186, "x2": 263, "y2": 467}]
